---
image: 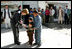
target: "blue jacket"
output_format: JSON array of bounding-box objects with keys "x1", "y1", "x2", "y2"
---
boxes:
[{"x1": 34, "y1": 15, "x2": 42, "y2": 30}]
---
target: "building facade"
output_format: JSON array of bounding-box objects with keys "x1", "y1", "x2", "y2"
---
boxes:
[
  {"x1": 1, "y1": 1, "x2": 71, "y2": 28},
  {"x1": 1, "y1": 1, "x2": 71, "y2": 11}
]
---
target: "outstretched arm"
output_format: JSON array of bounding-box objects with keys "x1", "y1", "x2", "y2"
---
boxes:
[{"x1": 19, "y1": 20, "x2": 27, "y2": 28}]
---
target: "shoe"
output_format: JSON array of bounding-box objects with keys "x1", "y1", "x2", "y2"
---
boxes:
[
  {"x1": 33, "y1": 43, "x2": 37, "y2": 46},
  {"x1": 17, "y1": 42, "x2": 21, "y2": 45},
  {"x1": 15, "y1": 42, "x2": 21, "y2": 45},
  {"x1": 14, "y1": 42, "x2": 17, "y2": 44},
  {"x1": 28, "y1": 44, "x2": 33, "y2": 47},
  {"x1": 36, "y1": 44, "x2": 41, "y2": 48},
  {"x1": 38, "y1": 44, "x2": 41, "y2": 46}
]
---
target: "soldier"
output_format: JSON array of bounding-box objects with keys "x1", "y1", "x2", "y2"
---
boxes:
[{"x1": 11, "y1": 5, "x2": 22, "y2": 45}]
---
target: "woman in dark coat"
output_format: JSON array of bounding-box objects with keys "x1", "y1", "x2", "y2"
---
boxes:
[
  {"x1": 21, "y1": 9, "x2": 34, "y2": 46},
  {"x1": 21, "y1": 9, "x2": 30, "y2": 25}
]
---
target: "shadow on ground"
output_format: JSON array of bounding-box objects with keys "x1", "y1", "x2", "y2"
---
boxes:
[
  {"x1": 43, "y1": 22, "x2": 71, "y2": 30},
  {"x1": 1, "y1": 23, "x2": 71, "y2": 33},
  {"x1": 1, "y1": 27, "x2": 26, "y2": 34},
  {"x1": 1, "y1": 42, "x2": 40, "y2": 48},
  {"x1": 1, "y1": 29, "x2": 12, "y2": 33}
]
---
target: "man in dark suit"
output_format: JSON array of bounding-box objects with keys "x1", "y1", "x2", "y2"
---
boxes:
[
  {"x1": 11, "y1": 12, "x2": 21, "y2": 45},
  {"x1": 11, "y1": 5, "x2": 22, "y2": 45}
]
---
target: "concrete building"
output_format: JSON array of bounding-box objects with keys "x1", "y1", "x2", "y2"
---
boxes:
[{"x1": 1, "y1": 1, "x2": 71, "y2": 11}]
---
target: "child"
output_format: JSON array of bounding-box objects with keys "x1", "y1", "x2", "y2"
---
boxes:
[
  {"x1": 20, "y1": 17, "x2": 34, "y2": 45},
  {"x1": 26, "y1": 17, "x2": 34, "y2": 45}
]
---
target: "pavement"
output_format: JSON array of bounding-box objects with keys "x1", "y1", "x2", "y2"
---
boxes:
[{"x1": 1, "y1": 24, "x2": 71, "y2": 48}]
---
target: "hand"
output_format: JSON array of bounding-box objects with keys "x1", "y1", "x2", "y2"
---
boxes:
[
  {"x1": 29, "y1": 24, "x2": 32, "y2": 28},
  {"x1": 22, "y1": 24, "x2": 27, "y2": 28},
  {"x1": 20, "y1": 20, "x2": 23, "y2": 24},
  {"x1": 24, "y1": 24, "x2": 27, "y2": 27},
  {"x1": 39, "y1": 12, "x2": 41, "y2": 14}
]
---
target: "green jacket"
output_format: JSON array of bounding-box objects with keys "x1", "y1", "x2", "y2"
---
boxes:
[{"x1": 64, "y1": 9, "x2": 70, "y2": 16}]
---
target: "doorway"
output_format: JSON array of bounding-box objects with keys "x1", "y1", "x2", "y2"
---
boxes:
[
  {"x1": 23, "y1": 5, "x2": 30, "y2": 11},
  {"x1": 48, "y1": 4, "x2": 57, "y2": 18},
  {"x1": 48, "y1": 4, "x2": 54, "y2": 9}
]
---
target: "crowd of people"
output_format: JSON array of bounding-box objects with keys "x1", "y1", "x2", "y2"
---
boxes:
[
  {"x1": 29, "y1": 5, "x2": 71, "y2": 25},
  {"x1": 1, "y1": 5, "x2": 71, "y2": 47}
]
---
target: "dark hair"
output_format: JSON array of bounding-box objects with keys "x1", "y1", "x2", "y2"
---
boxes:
[
  {"x1": 46, "y1": 6, "x2": 49, "y2": 8},
  {"x1": 5, "y1": 5, "x2": 8, "y2": 6},
  {"x1": 18, "y1": 5, "x2": 21, "y2": 9},
  {"x1": 30, "y1": 8, "x2": 32, "y2": 10},
  {"x1": 33, "y1": 11, "x2": 38, "y2": 13},
  {"x1": 29, "y1": 17, "x2": 33, "y2": 20},
  {"x1": 34, "y1": 8, "x2": 36, "y2": 9},
  {"x1": 66, "y1": 5, "x2": 68, "y2": 7},
  {"x1": 42, "y1": 9, "x2": 44, "y2": 10}
]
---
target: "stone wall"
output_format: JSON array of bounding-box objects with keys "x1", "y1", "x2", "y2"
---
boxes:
[
  {"x1": 38, "y1": 1, "x2": 46, "y2": 11},
  {"x1": 1, "y1": 1, "x2": 38, "y2": 11},
  {"x1": 1, "y1": 1, "x2": 22, "y2": 11},
  {"x1": 23, "y1": 1, "x2": 38, "y2": 9}
]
